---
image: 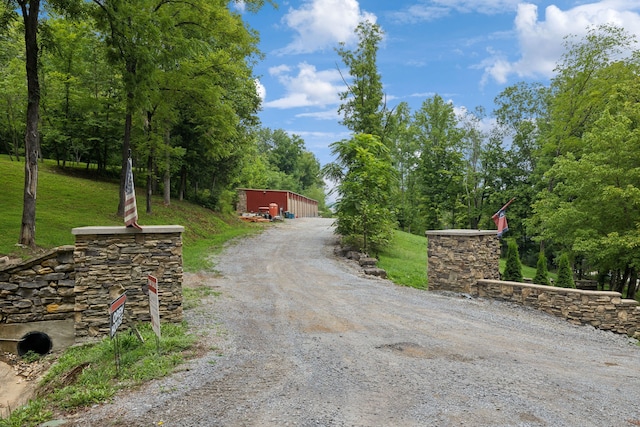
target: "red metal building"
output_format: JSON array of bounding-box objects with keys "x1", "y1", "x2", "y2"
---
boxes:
[{"x1": 236, "y1": 188, "x2": 319, "y2": 218}]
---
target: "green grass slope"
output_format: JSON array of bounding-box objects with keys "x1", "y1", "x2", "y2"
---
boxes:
[
  {"x1": 377, "y1": 229, "x2": 428, "y2": 289},
  {"x1": 0, "y1": 155, "x2": 259, "y2": 271}
]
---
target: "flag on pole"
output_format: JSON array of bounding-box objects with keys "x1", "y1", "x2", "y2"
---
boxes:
[
  {"x1": 124, "y1": 157, "x2": 142, "y2": 229},
  {"x1": 492, "y1": 197, "x2": 515, "y2": 238}
]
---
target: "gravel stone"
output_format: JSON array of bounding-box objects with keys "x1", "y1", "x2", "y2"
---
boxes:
[{"x1": 66, "y1": 218, "x2": 640, "y2": 427}]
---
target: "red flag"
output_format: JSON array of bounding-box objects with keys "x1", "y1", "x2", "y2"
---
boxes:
[
  {"x1": 124, "y1": 157, "x2": 142, "y2": 229},
  {"x1": 492, "y1": 197, "x2": 515, "y2": 238}
]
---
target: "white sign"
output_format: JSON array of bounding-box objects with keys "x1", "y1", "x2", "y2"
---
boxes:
[
  {"x1": 148, "y1": 275, "x2": 161, "y2": 338},
  {"x1": 109, "y1": 293, "x2": 127, "y2": 339}
]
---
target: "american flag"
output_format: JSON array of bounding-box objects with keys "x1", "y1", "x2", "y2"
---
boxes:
[
  {"x1": 492, "y1": 197, "x2": 515, "y2": 238},
  {"x1": 124, "y1": 157, "x2": 142, "y2": 229}
]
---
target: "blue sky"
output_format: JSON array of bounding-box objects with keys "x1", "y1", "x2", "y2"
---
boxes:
[{"x1": 240, "y1": 1, "x2": 640, "y2": 167}]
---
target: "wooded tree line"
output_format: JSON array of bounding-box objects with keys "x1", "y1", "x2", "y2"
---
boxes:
[
  {"x1": 0, "y1": 0, "x2": 325, "y2": 246},
  {"x1": 328, "y1": 21, "x2": 640, "y2": 299}
]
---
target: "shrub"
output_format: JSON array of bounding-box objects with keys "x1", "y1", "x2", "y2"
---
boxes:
[
  {"x1": 533, "y1": 251, "x2": 551, "y2": 286},
  {"x1": 555, "y1": 253, "x2": 575, "y2": 288},
  {"x1": 502, "y1": 238, "x2": 523, "y2": 282}
]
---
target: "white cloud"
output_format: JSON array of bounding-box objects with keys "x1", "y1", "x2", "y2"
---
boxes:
[
  {"x1": 480, "y1": 1, "x2": 640, "y2": 85},
  {"x1": 296, "y1": 110, "x2": 341, "y2": 120},
  {"x1": 255, "y1": 79, "x2": 266, "y2": 101},
  {"x1": 263, "y1": 62, "x2": 346, "y2": 109},
  {"x1": 233, "y1": 0, "x2": 245, "y2": 13},
  {"x1": 278, "y1": 0, "x2": 377, "y2": 54},
  {"x1": 409, "y1": 91, "x2": 436, "y2": 98},
  {"x1": 390, "y1": 0, "x2": 522, "y2": 23}
]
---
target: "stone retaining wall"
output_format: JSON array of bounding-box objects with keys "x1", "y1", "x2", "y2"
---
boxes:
[
  {"x1": 0, "y1": 246, "x2": 76, "y2": 324},
  {"x1": 426, "y1": 229, "x2": 640, "y2": 338},
  {"x1": 476, "y1": 279, "x2": 640, "y2": 337},
  {"x1": 426, "y1": 230, "x2": 500, "y2": 294},
  {"x1": 72, "y1": 226, "x2": 184, "y2": 339}
]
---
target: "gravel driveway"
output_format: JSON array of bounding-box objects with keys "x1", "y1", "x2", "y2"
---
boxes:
[{"x1": 68, "y1": 217, "x2": 640, "y2": 427}]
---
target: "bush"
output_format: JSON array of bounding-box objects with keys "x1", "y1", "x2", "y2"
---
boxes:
[
  {"x1": 555, "y1": 253, "x2": 575, "y2": 288},
  {"x1": 533, "y1": 251, "x2": 551, "y2": 286},
  {"x1": 502, "y1": 238, "x2": 523, "y2": 282}
]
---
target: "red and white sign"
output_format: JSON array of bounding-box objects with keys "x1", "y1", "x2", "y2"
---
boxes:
[
  {"x1": 148, "y1": 275, "x2": 160, "y2": 338},
  {"x1": 109, "y1": 293, "x2": 127, "y2": 339}
]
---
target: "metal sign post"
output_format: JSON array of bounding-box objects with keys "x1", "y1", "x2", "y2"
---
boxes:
[{"x1": 148, "y1": 275, "x2": 161, "y2": 353}]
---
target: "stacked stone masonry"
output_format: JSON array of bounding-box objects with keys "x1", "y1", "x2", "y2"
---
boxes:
[
  {"x1": 1, "y1": 227, "x2": 184, "y2": 342},
  {"x1": 426, "y1": 229, "x2": 640, "y2": 338},
  {"x1": 72, "y1": 226, "x2": 184, "y2": 339},
  {"x1": 0, "y1": 246, "x2": 76, "y2": 324},
  {"x1": 426, "y1": 230, "x2": 500, "y2": 294},
  {"x1": 477, "y1": 280, "x2": 640, "y2": 337}
]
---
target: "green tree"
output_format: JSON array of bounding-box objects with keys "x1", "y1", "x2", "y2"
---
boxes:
[
  {"x1": 493, "y1": 81, "x2": 550, "y2": 256},
  {"x1": 555, "y1": 253, "x2": 575, "y2": 288},
  {"x1": 529, "y1": 25, "x2": 640, "y2": 299},
  {"x1": 543, "y1": 24, "x2": 636, "y2": 165},
  {"x1": 3, "y1": 0, "x2": 84, "y2": 248},
  {"x1": 413, "y1": 94, "x2": 465, "y2": 229},
  {"x1": 503, "y1": 238, "x2": 523, "y2": 282},
  {"x1": 0, "y1": 18, "x2": 25, "y2": 160},
  {"x1": 92, "y1": 0, "x2": 268, "y2": 214},
  {"x1": 533, "y1": 251, "x2": 551, "y2": 286},
  {"x1": 336, "y1": 20, "x2": 386, "y2": 138},
  {"x1": 324, "y1": 134, "x2": 395, "y2": 255},
  {"x1": 39, "y1": 15, "x2": 120, "y2": 169},
  {"x1": 384, "y1": 101, "x2": 419, "y2": 232}
]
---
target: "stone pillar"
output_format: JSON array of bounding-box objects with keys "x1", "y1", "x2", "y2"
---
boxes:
[
  {"x1": 426, "y1": 230, "x2": 500, "y2": 294},
  {"x1": 71, "y1": 225, "x2": 184, "y2": 339}
]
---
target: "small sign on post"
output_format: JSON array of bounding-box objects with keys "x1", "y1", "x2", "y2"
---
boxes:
[
  {"x1": 109, "y1": 292, "x2": 127, "y2": 375},
  {"x1": 109, "y1": 292, "x2": 127, "y2": 339},
  {"x1": 148, "y1": 275, "x2": 161, "y2": 339}
]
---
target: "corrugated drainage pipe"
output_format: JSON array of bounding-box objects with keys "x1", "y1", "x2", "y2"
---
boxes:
[{"x1": 17, "y1": 331, "x2": 52, "y2": 357}]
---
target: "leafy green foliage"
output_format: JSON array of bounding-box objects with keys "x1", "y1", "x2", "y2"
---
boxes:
[
  {"x1": 502, "y1": 238, "x2": 523, "y2": 282},
  {"x1": 336, "y1": 21, "x2": 385, "y2": 137},
  {"x1": 533, "y1": 251, "x2": 551, "y2": 286},
  {"x1": 414, "y1": 95, "x2": 466, "y2": 230},
  {"x1": 251, "y1": 128, "x2": 326, "y2": 203},
  {"x1": 555, "y1": 253, "x2": 575, "y2": 288},
  {"x1": 324, "y1": 134, "x2": 395, "y2": 255},
  {"x1": 529, "y1": 25, "x2": 640, "y2": 299},
  {"x1": 0, "y1": 399, "x2": 51, "y2": 427}
]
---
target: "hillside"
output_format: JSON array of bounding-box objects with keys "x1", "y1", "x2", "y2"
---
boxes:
[{"x1": 0, "y1": 155, "x2": 259, "y2": 271}]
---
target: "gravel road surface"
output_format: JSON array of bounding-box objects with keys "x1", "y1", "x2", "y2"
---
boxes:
[{"x1": 68, "y1": 217, "x2": 640, "y2": 427}]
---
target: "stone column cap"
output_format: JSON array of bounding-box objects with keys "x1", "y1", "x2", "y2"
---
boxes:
[
  {"x1": 72, "y1": 225, "x2": 185, "y2": 235},
  {"x1": 426, "y1": 229, "x2": 497, "y2": 237}
]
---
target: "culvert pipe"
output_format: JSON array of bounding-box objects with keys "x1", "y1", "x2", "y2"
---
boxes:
[{"x1": 17, "y1": 331, "x2": 53, "y2": 357}]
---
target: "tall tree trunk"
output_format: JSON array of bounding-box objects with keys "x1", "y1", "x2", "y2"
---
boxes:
[
  {"x1": 163, "y1": 128, "x2": 171, "y2": 206},
  {"x1": 626, "y1": 268, "x2": 637, "y2": 300},
  {"x1": 146, "y1": 150, "x2": 153, "y2": 214},
  {"x1": 144, "y1": 110, "x2": 153, "y2": 214},
  {"x1": 19, "y1": 0, "x2": 41, "y2": 249},
  {"x1": 179, "y1": 165, "x2": 186, "y2": 201},
  {"x1": 5, "y1": 98, "x2": 18, "y2": 161}
]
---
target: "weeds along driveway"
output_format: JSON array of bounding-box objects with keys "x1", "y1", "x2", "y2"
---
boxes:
[{"x1": 69, "y1": 217, "x2": 640, "y2": 427}]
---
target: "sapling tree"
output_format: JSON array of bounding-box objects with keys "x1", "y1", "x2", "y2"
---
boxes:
[
  {"x1": 533, "y1": 251, "x2": 551, "y2": 286},
  {"x1": 503, "y1": 238, "x2": 523, "y2": 282}
]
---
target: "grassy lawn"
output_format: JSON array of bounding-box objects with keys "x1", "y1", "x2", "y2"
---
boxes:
[
  {"x1": 377, "y1": 229, "x2": 428, "y2": 289},
  {"x1": 0, "y1": 155, "x2": 262, "y2": 271},
  {"x1": 376, "y1": 228, "x2": 557, "y2": 290}
]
